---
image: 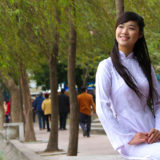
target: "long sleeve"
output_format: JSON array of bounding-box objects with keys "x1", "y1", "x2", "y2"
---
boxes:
[
  {"x1": 151, "y1": 66, "x2": 160, "y2": 130},
  {"x1": 96, "y1": 59, "x2": 135, "y2": 150}
]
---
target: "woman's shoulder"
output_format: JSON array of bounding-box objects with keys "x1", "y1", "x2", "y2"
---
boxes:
[
  {"x1": 96, "y1": 57, "x2": 113, "y2": 78},
  {"x1": 97, "y1": 57, "x2": 113, "y2": 70}
]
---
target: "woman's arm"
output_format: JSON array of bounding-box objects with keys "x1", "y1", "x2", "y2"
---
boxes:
[
  {"x1": 151, "y1": 66, "x2": 160, "y2": 129},
  {"x1": 96, "y1": 59, "x2": 135, "y2": 150},
  {"x1": 146, "y1": 66, "x2": 160, "y2": 144}
]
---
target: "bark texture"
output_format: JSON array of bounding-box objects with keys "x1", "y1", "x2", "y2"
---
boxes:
[
  {"x1": 115, "y1": 0, "x2": 124, "y2": 19},
  {"x1": 20, "y1": 68, "x2": 36, "y2": 141},
  {"x1": 45, "y1": 3, "x2": 60, "y2": 150},
  {"x1": 67, "y1": 0, "x2": 79, "y2": 156},
  {"x1": 46, "y1": 29, "x2": 59, "y2": 152},
  {"x1": 0, "y1": 73, "x2": 23, "y2": 122},
  {"x1": 82, "y1": 67, "x2": 88, "y2": 87}
]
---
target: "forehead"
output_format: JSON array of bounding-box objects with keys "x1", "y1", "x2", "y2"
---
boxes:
[{"x1": 119, "y1": 20, "x2": 138, "y2": 27}]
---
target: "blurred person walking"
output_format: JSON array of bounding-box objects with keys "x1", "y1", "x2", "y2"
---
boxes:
[
  {"x1": 42, "y1": 93, "x2": 51, "y2": 132},
  {"x1": 77, "y1": 87, "x2": 96, "y2": 137},
  {"x1": 58, "y1": 89, "x2": 70, "y2": 130},
  {"x1": 31, "y1": 97, "x2": 36, "y2": 123},
  {"x1": 33, "y1": 92, "x2": 45, "y2": 130},
  {"x1": 3, "y1": 99, "x2": 10, "y2": 123}
]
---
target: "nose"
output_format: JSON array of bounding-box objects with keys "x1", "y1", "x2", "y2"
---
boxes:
[{"x1": 122, "y1": 27, "x2": 128, "y2": 34}]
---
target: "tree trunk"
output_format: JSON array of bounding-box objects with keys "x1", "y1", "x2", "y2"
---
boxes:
[
  {"x1": 67, "y1": 0, "x2": 79, "y2": 156},
  {"x1": 0, "y1": 73, "x2": 23, "y2": 122},
  {"x1": 44, "y1": 0, "x2": 60, "y2": 152},
  {"x1": 20, "y1": 67, "x2": 36, "y2": 141},
  {"x1": 10, "y1": 85, "x2": 23, "y2": 122},
  {"x1": 82, "y1": 67, "x2": 88, "y2": 87},
  {"x1": 115, "y1": 0, "x2": 124, "y2": 19},
  {"x1": 0, "y1": 87, "x2": 4, "y2": 129},
  {"x1": 45, "y1": 30, "x2": 59, "y2": 152}
]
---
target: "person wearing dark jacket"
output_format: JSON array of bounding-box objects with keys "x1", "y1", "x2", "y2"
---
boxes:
[
  {"x1": 58, "y1": 89, "x2": 70, "y2": 130},
  {"x1": 33, "y1": 92, "x2": 45, "y2": 130}
]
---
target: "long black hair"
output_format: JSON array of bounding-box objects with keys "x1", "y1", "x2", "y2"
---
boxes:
[{"x1": 111, "y1": 11, "x2": 155, "y2": 103}]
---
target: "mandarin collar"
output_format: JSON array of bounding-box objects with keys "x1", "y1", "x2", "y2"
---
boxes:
[{"x1": 119, "y1": 50, "x2": 134, "y2": 60}]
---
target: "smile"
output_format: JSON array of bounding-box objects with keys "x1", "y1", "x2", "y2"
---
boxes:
[{"x1": 120, "y1": 36, "x2": 129, "y2": 40}]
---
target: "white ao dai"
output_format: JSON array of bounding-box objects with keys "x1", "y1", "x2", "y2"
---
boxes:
[{"x1": 96, "y1": 51, "x2": 160, "y2": 160}]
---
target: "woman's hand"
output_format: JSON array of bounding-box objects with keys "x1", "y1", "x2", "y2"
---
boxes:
[
  {"x1": 148, "y1": 128, "x2": 160, "y2": 144},
  {"x1": 129, "y1": 132, "x2": 148, "y2": 145},
  {"x1": 129, "y1": 129, "x2": 160, "y2": 145}
]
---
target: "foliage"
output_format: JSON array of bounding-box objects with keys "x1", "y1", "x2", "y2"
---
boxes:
[
  {"x1": 0, "y1": 0, "x2": 160, "y2": 89},
  {"x1": 124, "y1": 0, "x2": 160, "y2": 71},
  {"x1": 32, "y1": 63, "x2": 67, "y2": 90}
]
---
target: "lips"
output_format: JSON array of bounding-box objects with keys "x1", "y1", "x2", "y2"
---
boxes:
[{"x1": 120, "y1": 36, "x2": 129, "y2": 41}]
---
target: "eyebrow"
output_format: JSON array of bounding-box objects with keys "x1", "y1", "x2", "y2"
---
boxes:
[{"x1": 128, "y1": 24, "x2": 137, "y2": 28}]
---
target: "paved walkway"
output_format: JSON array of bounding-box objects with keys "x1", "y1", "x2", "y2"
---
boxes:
[{"x1": 23, "y1": 123, "x2": 120, "y2": 160}]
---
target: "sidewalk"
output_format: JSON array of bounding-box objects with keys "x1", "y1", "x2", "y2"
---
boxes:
[{"x1": 23, "y1": 123, "x2": 120, "y2": 160}]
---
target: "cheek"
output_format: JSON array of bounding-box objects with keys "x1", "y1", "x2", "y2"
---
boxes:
[{"x1": 115, "y1": 29, "x2": 119, "y2": 41}]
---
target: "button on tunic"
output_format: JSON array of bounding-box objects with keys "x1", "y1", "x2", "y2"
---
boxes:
[{"x1": 96, "y1": 51, "x2": 160, "y2": 159}]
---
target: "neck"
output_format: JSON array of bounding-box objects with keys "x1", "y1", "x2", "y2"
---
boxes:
[{"x1": 118, "y1": 46, "x2": 133, "y2": 56}]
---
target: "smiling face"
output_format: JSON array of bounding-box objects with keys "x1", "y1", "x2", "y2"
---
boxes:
[{"x1": 116, "y1": 21, "x2": 142, "y2": 55}]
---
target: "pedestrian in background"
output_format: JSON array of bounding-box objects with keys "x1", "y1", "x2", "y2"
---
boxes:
[
  {"x1": 42, "y1": 93, "x2": 51, "y2": 132},
  {"x1": 58, "y1": 89, "x2": 70, "y2": 130},
  {"x1": 31, "y1": 97, "x2": 36, "y2": 123},
  {"x1": 3, "y1": 99, "x2": 10, "y2": 123},
  {"x1": 33, "y1": 92, "x2": 45, "y2": 130},
  {"x1": 77, "y1": 87, "x2": 96, "y2": 137}
]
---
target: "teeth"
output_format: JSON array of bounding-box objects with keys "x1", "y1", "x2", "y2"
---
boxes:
[{"x1": 120, "y1": 37, "x2": 128, "y2": 40}]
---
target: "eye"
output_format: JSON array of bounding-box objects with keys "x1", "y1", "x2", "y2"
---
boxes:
[
  {"x1": 129, "y1": 27, "x2": 136, "y2": 30},
  {"x1": 118, "y1": 24, "x2": 124, "y2": 28}
]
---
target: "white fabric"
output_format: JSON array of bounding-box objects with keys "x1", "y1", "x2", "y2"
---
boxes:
[{"x1": 96, "y1": 51, "x2": 160, "y2": 160}]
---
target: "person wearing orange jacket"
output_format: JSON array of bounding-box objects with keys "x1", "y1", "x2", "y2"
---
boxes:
[{"x1": 77, "y1": 87, "x2": 96, "y2": 137}]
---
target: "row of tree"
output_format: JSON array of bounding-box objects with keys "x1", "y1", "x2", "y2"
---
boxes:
[{"x1": 0, "y1": 0, "x2": 160, "y2": 155}]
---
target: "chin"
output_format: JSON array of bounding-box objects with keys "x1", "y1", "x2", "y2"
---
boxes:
[{"x1": 119, "y1": 43, "x2": 129, "y2": 47}]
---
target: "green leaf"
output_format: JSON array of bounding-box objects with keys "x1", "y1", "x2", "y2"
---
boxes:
[{"x1": 9, "y1": 0, "x2": 15, "y2": 4}]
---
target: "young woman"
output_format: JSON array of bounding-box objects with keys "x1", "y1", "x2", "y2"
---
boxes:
[{"x1": 96, "y1": 11, "x2": 160, "y2": 159}]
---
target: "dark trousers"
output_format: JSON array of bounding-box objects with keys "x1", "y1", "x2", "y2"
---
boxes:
[
  {"x1": 44, "y1": 114, "x2": 51, "y2": 131},
  {"x1": 59, "y1": 112, "x2": 68, "y2": 129},
  {"x1": 37, "y1": 111, "x2": 45, "y2": 129},
  {"x1": 5, "y1": 114, "x2": 10, "y2": 123},
  {"x1": 79, "y1": 113, "x2": 91, "y2": 137}
]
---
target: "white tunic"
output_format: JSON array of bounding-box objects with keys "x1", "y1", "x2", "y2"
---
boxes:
[{"x1": 96, "y1": 51, "x2": 160, "y2": 160}]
